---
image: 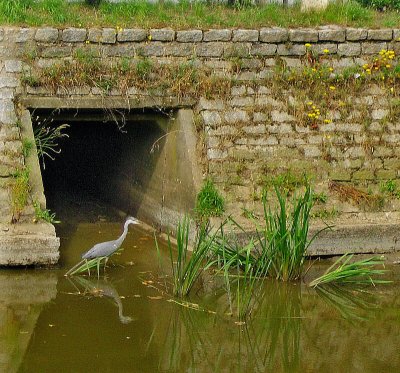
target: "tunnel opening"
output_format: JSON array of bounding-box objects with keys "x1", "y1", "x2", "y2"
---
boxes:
[{"x1": 28, "y1": 107, "x2": 197, "y2": 229}]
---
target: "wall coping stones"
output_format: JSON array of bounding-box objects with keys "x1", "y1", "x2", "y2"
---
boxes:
[
  {"x1": 176, "y1": 30, "x2": 202, "y2": 43},
  {"x1": 289, "y1": 28, "x2": 318, "y2": 42},
  {"x1": 35, "y1": 27, "x2": 59, "y2": 43},
  {"x1": 62, "y1": 28, "x2": 87, "y2": 43},
  {"x1": 203, "y1": 29, "x2": 231, "y2": 42},
  {"x1": 259, "y1": 28, "x2": 288, "y2": 43},
  {"x1": 117, "y1": 28, "x2": 147, "y2": 42},
  {"x1": 232, "y1": 29, "x2": 259, "y2": 42},
  {"x1": 149, "y1": 28, "x2": 175, "y2": 41}
]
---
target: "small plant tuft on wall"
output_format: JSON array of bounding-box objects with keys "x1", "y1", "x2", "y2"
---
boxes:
[{"x1": 195, "y1": 179, "x2": 225, "y2": 221}]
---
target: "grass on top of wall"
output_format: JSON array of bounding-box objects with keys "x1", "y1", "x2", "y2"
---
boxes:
[{"x1": 0, "y1": 0, "x2": 399, "y2": 29}]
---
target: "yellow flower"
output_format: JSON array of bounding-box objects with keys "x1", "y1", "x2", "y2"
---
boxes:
[
  {"x1": 85, "y1": 40, "x2": 90, "y2": 44},
  {"x1": 307, "y1": 101, "x2": 313, "y2": 106},
  {"x1": 324, "y1": 119, "x2": 332, "y2": 124},
  {"x1": 305, "y1": 43, "x2": 312, "y2": 48},
  {"x1": 148, "y1": 34, "x2": 152, "y2": 41},
  {"x1": 329, "y1": 86, "x2": 336, "y2": 90},
  {"x1": 390, "y1": 87, "x2": 394, "y2": 93},
  {"x1": 386, "y1": 64, "x2": 391, "y2": 68},
  {"x1": 323, "y1": 49, "x2": 330, "y2": 54},
  {"x1": 329, "y1": 67, "x2": 334, "y2": 72}
]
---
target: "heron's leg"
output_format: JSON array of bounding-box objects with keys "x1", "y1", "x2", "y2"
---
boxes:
[
  {"x1": 96, "y1": 258, "x2": 101, "y2": 279},
  {"x1": 104, "y1": 257, "x2": 109, "y2": 272},
  {"x1": 85, "y1": 260, "x2": 91, "y2": 276}
]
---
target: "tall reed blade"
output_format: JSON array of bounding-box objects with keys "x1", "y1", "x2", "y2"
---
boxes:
[{"x1": 309, "y1": 253, "x2": 391, "y2": 287}]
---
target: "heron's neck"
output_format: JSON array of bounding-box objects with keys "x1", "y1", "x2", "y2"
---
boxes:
[{"x1": 115, "y1": 221, "x2": 132, "y2": 247}]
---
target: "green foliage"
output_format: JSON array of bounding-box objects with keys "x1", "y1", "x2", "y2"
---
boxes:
[
  {"x1": 167, "y1": 217, "x2": 217, "y2": 298},
  {"x1": 22, "y1": 138, "x2": 33, "y2": 158},
  {"x1": 0, "y1": 0, "x2": 397, "y2": 28},
  {"x1": 33, "y1": 122, "x2": 69, "y2": 169},
  {"x1": 11, "y1": 168, "x2": 31, "y2": 222},
  {"x1": 33, "y1": 201, "x2": 60, "y2": 224},
  {"x1": 309, "y1": 254, "x2": 391, "y2": 287},
  {"x1": 135, "y1": 58, "x2": 153, "y2": 80},
  {"x1": 380, "y1": 179, "x2": 400, "y2": 198},
  {"x1": 259, "y1": 186, "x2": 321, "y2": 281},
  {"x1": 357, "y1": 0, "x2": 400, "y2": 10},
  {"x1": 195, "y1": 179, "x2": 225, "y2": 221},
  {"x1": 262, "y1": 170, "x2": 309, "y2": 195}
]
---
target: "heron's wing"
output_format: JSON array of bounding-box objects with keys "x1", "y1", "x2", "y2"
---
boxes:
[{"x1": 81, "y1": 240, "x2": 119, "y2": 259}]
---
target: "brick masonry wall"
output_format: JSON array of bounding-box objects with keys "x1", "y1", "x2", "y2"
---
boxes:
[{"x1": 1, "y1": 26, "x2": 400, "y2": 223}]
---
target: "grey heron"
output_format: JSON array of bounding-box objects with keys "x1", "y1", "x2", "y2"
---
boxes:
[{"x1": 65, "y1": 216, "x2": 139, "y2": 277}]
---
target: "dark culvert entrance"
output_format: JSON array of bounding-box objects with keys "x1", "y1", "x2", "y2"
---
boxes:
[{"x1": 30, "y1": 108, "x2": 198, "y2": 229}]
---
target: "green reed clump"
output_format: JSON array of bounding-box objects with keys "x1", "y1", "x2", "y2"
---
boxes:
[
  {"x1": 309, "y1": 253, "x2": 390, "y2": 287},
  {"x1": 167, "y1": 217, "x2": 217, "y2": 298},
  {"x1": 258, "y1": 185, "x2": 323, "y2": 281}
]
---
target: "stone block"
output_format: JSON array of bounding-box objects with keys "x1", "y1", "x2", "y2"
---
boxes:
[
  {"x1": 230, "y1": 97, "x2": 254, "y2": 107},
  {"x1": 202, "y1": 111, "x2": 222, "y2": 127},
  {"x1": 5, "y1": 60, "x2": 22, "y2": 73},
  {"x1": 88, "y1": 28, "x2": 116, "y2": 44},
  {"x1": 224, "y1": 43, "x2": 250, "y2": 58},
  {"x1": 277, "y1": 44, "x2": 306, "y2": 56},
  {"x1": 337, "y1": 42, "x2": 361, "y2": 56},
  {"x1": 330, "y1": 169, "x2": 351, "y2": 181},
  {"x1": 177, "y1": 30, "x2": 202, "y2": 42},
  {"x1": 319, "y1": 29, "x2": 345, "y2": 42},
  {"x1": 312, "y1": 43, "x2": 338, "y2": 55},
  {"x1": 224, "y1": 110, "x2": 249, "y2": 124},
  {"x1": 368, "y1": 29, "x2": 393, "y2": 41},
  {"x1": 253, "y1": 112, "x2": 268, "y2": 122},
  {"x1": 266, "y1": 123, "x2": 293, "y2": 134},
  {"x1": 346, "y1": 28, "x2": 367, "y2": 41},
  {"x1": 352, "y1": 169, "x2": 375, "y2": 180},
  {"x1": 0, "y1": 100, "x2": 16, "y2": 125},
  {"x1": 16, "y1": 28, "x2": 35, "y2": 43},
  {"x1": 0, "y1": 89, "x2": 14, "y2": 100},
  {"x1": 289, "y1": 29, "x2": 318, "y2": 42},
  {"x1": 0, "y1": 77, "x2": 19, "y2": 88},
  {"x1": 207, "y1": 148, "x2": 228, "y2": 160},
  {"x1": 196, "y1": 43, "x2": 224, "y2": 57},
  {"x1": 117, "y1": 29, "x2": 147, "y2": 42},
  {"x1": 303, "y1": 145, "x2": 321, "y2": 157},
  {"x1": 271, "y1": 110, "x2": 295, "y2": 122},
  {"x1": 197, "y1": 97, "x2": 225, "y2": 111},
  {"x1": 376, "y1": 169, "x2": 396, "y2": 180},
  {"x1": 371, "y1": 109, "x2": 389, "y2": 120},
  {"x1": 140, "y1": 43, "x2": 164, "y2": 57},
  {"x1": 35, "y1": 28, "x2": 59, "y2": 43},
  {"x1": 232, "y1": 29, "x2": 259, "y2": 42},
  {"x1": 41, "y1": 46, "x2": 72, "y2": 58},
  {"x1": 362, "y1": 42, "x2": 387, "y2": 55},
  {"x1": 150, "y1": 28, "x2": 175, "y2": 41},
  {"x1": 384, "y1": 158, "x2": 400, "y2": 169},
  {"x1": 106, "y1": 44, "x2": 137, "y2": 57},
  {"x1": 259, "y1": 28, "x2": 288, "y2": 43},
  {"x1": 164, "y1": 43, "x2": 195, "y2": 57},
  {"x1": 62, "y1": 28, "x2": 87, "y2": 43},
  {"x1": 374, "y1": 146, "x2": 393, "y2": 157},
  {"x1": 243, "y1": 125, "x2": 266, "y2": 135},
  {"x1": 231, "y1": 86, "x2": 246, "y2": 96},
  {"x1": 203, "y1": 29, "x2": 231, "y2": 42},
  {"x1": 250, "y1": 43, "x2": 277, "y2": 56}
]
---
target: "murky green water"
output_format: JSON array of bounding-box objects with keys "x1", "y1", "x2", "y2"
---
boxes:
[{"x1": 1, "y1": 219, "x2": 400, "y2": 373}]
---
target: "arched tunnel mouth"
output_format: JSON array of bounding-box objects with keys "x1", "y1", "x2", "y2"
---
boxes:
[{"x1": 29, "y1": 107, "x2": 194, "y2": 228}]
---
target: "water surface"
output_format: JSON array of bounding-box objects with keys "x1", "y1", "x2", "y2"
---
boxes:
[{"x1": 1, "y1": 219, "x2": 400, "y2": 373}]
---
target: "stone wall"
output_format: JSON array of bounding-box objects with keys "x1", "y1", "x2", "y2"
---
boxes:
[{"x1": 1, "y1": 25, "x2": 400, "y2": 261}]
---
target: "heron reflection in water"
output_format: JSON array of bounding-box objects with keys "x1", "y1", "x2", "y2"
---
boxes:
[{"x1": 67, "y1": 276, "x2": 134, "y2": 324}]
